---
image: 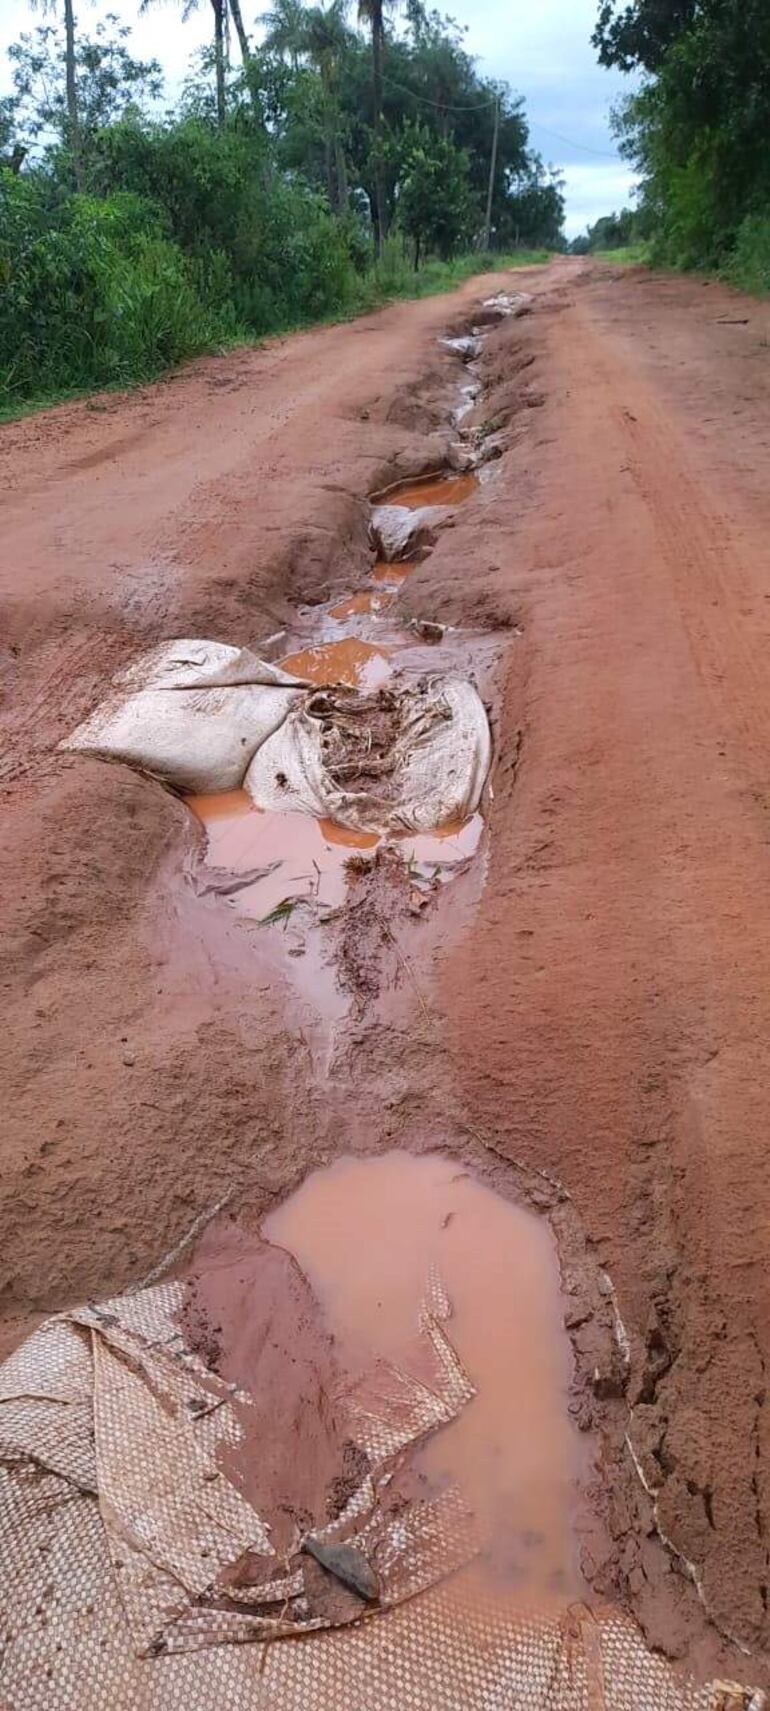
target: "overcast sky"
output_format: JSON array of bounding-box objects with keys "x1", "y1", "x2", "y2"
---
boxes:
[{"x1": 0, "y1": 0, "x2": 637, "y2": 237}]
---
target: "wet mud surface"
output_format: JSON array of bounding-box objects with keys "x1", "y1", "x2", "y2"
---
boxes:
[
  {"x1": 3, "y1": 258, "x2": 770, "y2": 1692},
  {"x1": 263, "y1": 1150, "x2": 587, "y2": 1604}
]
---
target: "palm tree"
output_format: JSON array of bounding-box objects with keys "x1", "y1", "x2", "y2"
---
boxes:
[
  {"x1": 356, "y1": 0, "x2": 395, "y2": 250},
  {"x1": 30, "y1": 0, "x2": 82, "y2": 189},
  {"x1": 301, "y1": 1, "x2": 352, "y2": 212},
  {"x1": 261, "y1": 0, "x2": 308, "y2": 74},
  {"x1": 228, "y1": 0, "x2": 253, "y2": 69}
]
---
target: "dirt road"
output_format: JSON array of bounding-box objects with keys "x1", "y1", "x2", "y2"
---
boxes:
[{"x1": 2, "y1": 257, "x2": 770, "y2": 1688}]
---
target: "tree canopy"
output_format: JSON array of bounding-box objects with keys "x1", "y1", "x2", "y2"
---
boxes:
[
  {"x1": 596, "y1": 0, "x2": 770, "y2": 283},
  {"x1": 0, "y1": 0, "x2": 563, "y2": 407}
]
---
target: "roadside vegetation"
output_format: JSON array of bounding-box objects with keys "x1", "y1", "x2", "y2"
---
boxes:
[
  {"x1": 0, "y1": 2, "x2": 562, "y2": 411},
  {"x1": 589, "y1": 0, "x2": 770, "y2": 296}
]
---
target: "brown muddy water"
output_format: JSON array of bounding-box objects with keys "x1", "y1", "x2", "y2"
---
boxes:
[
  {"x1": 264, "y1": 1150, "x2": 587, "y2": 1605},
  {"x1": 186, "y1": 788, "x2": 482, "y2": 918},
  {"x1": 186, "y1": 789, "x2": 374, "y2": 914},
  {"x1": 372, "y1": 560, "x2": 410, "y2": 586},
  {"x1": 280, "y1": 638, "x2": 392, "y2": 691},
  {"x1": 373, "y1": 471, "x2": 479, "y2": 510},
  {"x1": 330, "y1": 591, "x2": 394, "y2": 620}
]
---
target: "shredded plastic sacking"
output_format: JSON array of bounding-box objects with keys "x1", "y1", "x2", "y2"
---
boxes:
[
  {"x1": 62, "y1": 638, "x2": 492, "y2": 834},
  {"x1": 0, "y1": 1265, "x2": 763, "y2": 1710}
]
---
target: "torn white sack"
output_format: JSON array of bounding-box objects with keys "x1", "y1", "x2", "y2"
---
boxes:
[
  {"x1": 61, "y1": 639, "x2": 492, "y2": 835},
  {"x1": 60, "y1": 639, "x2": 306, "y2": 795}
]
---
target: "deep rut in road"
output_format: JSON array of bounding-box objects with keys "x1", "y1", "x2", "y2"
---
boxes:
[{"x1": 2, "y1": 269, "x2": 767, "y2": 1705}]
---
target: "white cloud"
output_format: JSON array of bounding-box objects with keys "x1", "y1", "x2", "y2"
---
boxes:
[{"x1": 560, "y1": 163, "x2": 639, "y2": 237}]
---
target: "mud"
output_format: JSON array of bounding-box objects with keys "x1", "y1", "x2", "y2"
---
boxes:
[
  {"x1": 178, "y1": 1224, "x2": 348, "y2": 1551},
  {"x1": 3, "y1": 257, "x2": 770, "y2": 1694},
  {"x1": 265, "y1": 1150, "x2": 586, "y2": 1603}
]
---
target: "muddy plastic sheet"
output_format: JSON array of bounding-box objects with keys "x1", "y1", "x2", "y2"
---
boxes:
[
  {"x1": 243, "y1": 677, "x2": 491, "y2": 834},
  {"x1": 61, "y1": 640, "x2": 306, "y2": 796},
  {"x1": 62, "y1": 639, "x2": 492, "y2": 836},
  {"x1": 0, "y1": 1269, "x2": 479, "y2": 1692},
  {"x1": 370, "y1": 501, "x2": 448, "y2": 561},
  {"x1": 0, "y1": 1285, "x2": 763, "y2": 1711}
]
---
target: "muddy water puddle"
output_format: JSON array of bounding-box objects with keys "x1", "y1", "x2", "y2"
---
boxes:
[
  {"x1": 330, "y1": 591, "x2": 394, "y2": 621},
  {"x1": 280, "y1": 637, "x2": 392, "y2": 691},
  {"x1": 187, "y1": 788, "x2": 481, "y2": 920},
  {"x1": 186, "y1": 789, "x2": 375, "y2": 915},
  {"x1": 371, "y1": 560, "x2": 410, "y2": 586},
  {"x1": 264, "y1": 1151, "x2": 586, "y2": 1604},
  {"x1": 374, "y1": 471, "x2": 479, "y2": 510}
]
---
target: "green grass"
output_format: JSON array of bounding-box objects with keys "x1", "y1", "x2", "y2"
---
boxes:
[
  {"x1": 352, "y1": 244, "x2": 550, "y2": 310},
  {"x1": 591, "y1": 243, "x2": 652, "y2": 266},
  {"x1": 0, "y1": 247, "x2": 552, "y2": 424}
]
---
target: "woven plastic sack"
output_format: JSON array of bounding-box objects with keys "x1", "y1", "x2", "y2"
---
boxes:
[
  {"x1": 243, "y1": 676, "x2": 491, "y2": 834},
  {"x1": 61, "y1": 639, "x2": 492, "y2": 836},
  {"x1": 0, "y1": 1269, "x2": 765, "y2": 1711},
  {"x1": 60, "y1": 640, "x2": 306, "y2": 794}
]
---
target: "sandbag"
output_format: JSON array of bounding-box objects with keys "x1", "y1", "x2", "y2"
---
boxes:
[
  {"x1": 440, "y1": 335, "x2": 482, "y2": 361},
  {"x1": 244, "y1": 677, "x2": 491, "y2": 834},
  {"x1": 481, "y1": 291, "x2": 533, "y2": 319},
  {"x1": 62, "y1": 640, "x2": 492, "y2": 834},
  {"x1": 61, "y1": 640, "x2": 306, "y2": 795},
  {"x1": 370, "y1": 502, "x2": 448, "y2": 562}
]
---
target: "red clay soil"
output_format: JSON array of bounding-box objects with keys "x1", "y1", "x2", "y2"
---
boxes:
[
  {"x1": 178, "y1": 1223, "x2": 353, "y2": 1553},
  {"x1": 3, "y1": 258, "x2": 770, "y2": 1688}
]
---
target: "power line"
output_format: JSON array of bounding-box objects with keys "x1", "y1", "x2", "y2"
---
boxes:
[
  {"x1": 380, "y1": 73, "x2": 622, "y2": 158},
  {"x1": 381, "y1": 71, "x2": 497, "y2": 111},
  {"x1": 528, "y1": 121, "x2": 619, "y2": 159}
]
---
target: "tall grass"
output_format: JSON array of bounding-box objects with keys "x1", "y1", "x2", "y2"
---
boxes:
[
  {"x1": 721, "y1": 215, "x2": 770, "y2": 296},
  {"x1": 352, "y1": 236, "x2": 550, "y2": 309},
  {"x1": 1, "y1": 167, "x2": 550, "y2": 418}
]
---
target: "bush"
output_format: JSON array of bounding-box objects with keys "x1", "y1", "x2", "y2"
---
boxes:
[
  {"x1": 722, "y1": 214, "x2": 770, "y2": 297},
  {"x1": 92, "y1": 117, "x2": 359, "y2": 335},
  {"x1": 0, "y1": 171, "x2": 230, "y2": 400}
]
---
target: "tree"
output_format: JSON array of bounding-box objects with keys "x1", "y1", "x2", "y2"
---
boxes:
[
  {"x1": 356, "y1": 0, "x2": 395, "y2": 249},
  {"x1": 397, "y1": 119, "x2": 473, "y2": 263},
  {"x1": 498, "y1": 159, "x2": 565, "y2": 251},
  {"x1": 261, "y1": 0, "x2": 308, "y2": 73},
  {"x1": 600, "y1": 0, "x2": 770, "y2": 268},
  {"x1": 6, "y1": 17, "x2": 163, "y2": 176},
  {"x1": 300, "y1": 2, "x2": 353, "y2": 211},
  {"x1": 593, "y1": 0, "x2": 698, "y2": 72},
  {"x1": 26, "y1": 0, "x2": 83, "y2": 187},
  {"x1": 227, "y1": 0, "x2": 253, "y2": 73}
]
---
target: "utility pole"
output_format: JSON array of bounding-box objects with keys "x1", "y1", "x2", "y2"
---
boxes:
[{"x1": 483, "y1": 94, "x2": 500, "y2": 253}]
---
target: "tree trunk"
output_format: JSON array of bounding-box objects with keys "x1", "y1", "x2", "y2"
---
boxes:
[
  {"x1": 211, "y1": 0, "x2": 227, "y2": 128},
  {"x1": 227, "y1": 0, "x2": 251, "y2": 66},
  {"x1": 371, "y1": 2, "x2": 387, "y2": 251},
  {"x1": 323, "y1": 126, "x2": 335, "y2": 210},
  {"x1": 63, "y1": 0, "x2": 83, "y2": 191},
  {"x1": 334, "y1": 135, "x2": 349, "y2": 213}
]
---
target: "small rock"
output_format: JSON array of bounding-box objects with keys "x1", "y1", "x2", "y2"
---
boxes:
[
  {"x1": 303, "y1": 1538, "x2": 380, "y2": 1602},
  {"x1": 564, "y1": 1302, "x2": 592, "y2": 1331},
  {"x1": 409, "y1": 619, "x2": 445, "y2": 644},
  {"x1": 122, "y1": 1050, "x2": 136, "y2": 1067}
]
